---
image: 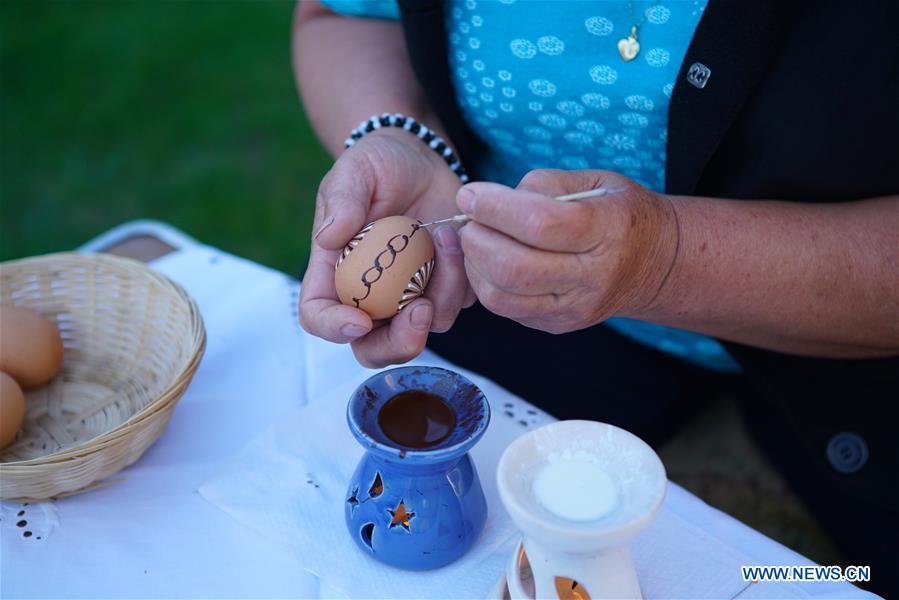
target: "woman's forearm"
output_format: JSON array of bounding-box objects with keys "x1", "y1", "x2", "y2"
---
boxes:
[
  {"x1": 630, "y1": 195, "x2": 899, "y2": 358},
  {"x1": 292, "y1": 1, "x2": 446, "y2": 156}
]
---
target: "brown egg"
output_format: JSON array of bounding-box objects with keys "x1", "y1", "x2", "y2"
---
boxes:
[
  {"x1": 0, "y1": 371, "x2": 25, "y2": 449},
  {"x1": 0, "y1": 305, "x2": 64, "y2": 389},
  {"x1": 334, "y1": 216, "x2": 435, "y2": 320}
]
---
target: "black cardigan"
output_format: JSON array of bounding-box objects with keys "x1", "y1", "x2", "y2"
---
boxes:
[{"x1": 396, "y1": 0, "x2": 899, "y2": 509}]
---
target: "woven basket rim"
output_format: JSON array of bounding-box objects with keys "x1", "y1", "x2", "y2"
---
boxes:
[{"x1": 0, "y1": 251, "x2": 206, "y2": 471}]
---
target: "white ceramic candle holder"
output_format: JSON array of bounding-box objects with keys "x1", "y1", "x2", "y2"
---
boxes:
[{"x1": 495, "y1": 420, "x2": 666, "y2": 600}]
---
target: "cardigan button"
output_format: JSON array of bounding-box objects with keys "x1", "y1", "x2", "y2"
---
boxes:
[
  {"x1": 826, "y1": 432, "x2": 868, "y2": 474},
  {"x1": 686, "y1": 62, "x2": 711, "y2": 89}
]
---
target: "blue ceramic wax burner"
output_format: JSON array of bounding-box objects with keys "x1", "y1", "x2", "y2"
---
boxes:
[{"x1": 345, "y1": 366, "x2": 490, "y2": 570}]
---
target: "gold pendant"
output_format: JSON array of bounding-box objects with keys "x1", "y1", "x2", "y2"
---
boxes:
[{"x1": 618, "y1": 26, "x2": 640, "y2": 62}]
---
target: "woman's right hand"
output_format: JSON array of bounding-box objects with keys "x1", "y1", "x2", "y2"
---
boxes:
[{"x1": 299, "y1": 127, "x2": 474, "y2": 368}]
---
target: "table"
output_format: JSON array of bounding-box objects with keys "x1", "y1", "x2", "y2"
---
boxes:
[{"x1": 0, "y1": 239, "x2": 878, "y2": 599}]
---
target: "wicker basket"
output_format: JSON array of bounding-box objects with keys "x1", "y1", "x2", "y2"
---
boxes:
[{"x1": 0, "y1": 252, "x2": 206, "y2": 500}]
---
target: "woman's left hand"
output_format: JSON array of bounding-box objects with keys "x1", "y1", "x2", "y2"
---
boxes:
[{"x1": 457, "y1": 169, "x2": 679, "y2": 334}]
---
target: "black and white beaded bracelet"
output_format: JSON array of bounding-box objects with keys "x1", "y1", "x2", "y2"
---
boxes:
[{"x1": 344, "y1": 113, "x2": 469, "y2": 183}]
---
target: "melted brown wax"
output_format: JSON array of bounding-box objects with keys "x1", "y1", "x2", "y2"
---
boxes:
[{"x1": 378, "y1": 390, "x2": 456, "y2": 449}]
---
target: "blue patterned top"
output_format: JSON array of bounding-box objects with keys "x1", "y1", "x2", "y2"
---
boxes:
[{"x1": 320, "y1": 0, "x2": 742, "y2": 374}]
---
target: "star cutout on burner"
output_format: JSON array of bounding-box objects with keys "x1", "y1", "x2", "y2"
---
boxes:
[
  {"x1": 347, "y1": 487, "x2": 360, "y2": 509},
  {"x1": 387, "y1": 500, "x2": 415, "y2": 531}
]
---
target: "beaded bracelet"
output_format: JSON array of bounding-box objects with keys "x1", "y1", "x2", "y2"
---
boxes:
[{"x1": 344, "y1": 113, "x2": 469, "y2": 183}]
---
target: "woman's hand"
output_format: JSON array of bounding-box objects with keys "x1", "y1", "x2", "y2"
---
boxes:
[
  {"x1": 457, "y1": 169, "x2": 679, "y2": 334},
  {"x1": 299, "y1": 128, "x2": 474, "y2": 367}
]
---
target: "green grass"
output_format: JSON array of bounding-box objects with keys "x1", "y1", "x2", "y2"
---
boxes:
[{"x1": 0, "y1": 0, "x2": 331, "y2": 274}]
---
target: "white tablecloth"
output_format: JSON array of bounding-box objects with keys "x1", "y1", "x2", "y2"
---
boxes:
[{"x1": 0, "y1": 245, "x2": 877, "y2": 599}]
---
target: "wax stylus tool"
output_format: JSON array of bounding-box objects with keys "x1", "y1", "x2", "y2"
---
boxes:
[{"x1": 418, "y1": 186, "x2": 627, "y2": 228}]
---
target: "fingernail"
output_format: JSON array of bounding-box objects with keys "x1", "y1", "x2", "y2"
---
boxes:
[
  {"x1": 313, "y1": 215, "x2": 335, "y2": 240},
  {"x1": 340, "y1": 323, "x2": 368, "y2": 338},
  {"x1": 457, "y1": 187, "x2": 475, "y2": 214},
  {"x1": 410, "y1": 304, "x2": 433, "y2": 331},
  {"x1": 434, "y1": 225, "x2": 461, "y2": 253}
]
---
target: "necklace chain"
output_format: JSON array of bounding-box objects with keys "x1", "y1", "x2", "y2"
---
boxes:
[{"x1": 627, "y1": 0, "x2": 660, "y2": 36}]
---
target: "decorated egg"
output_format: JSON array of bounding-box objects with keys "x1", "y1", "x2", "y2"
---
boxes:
[{"x1": 334, "y1": 216, "x2": 435, "y2": 320}]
